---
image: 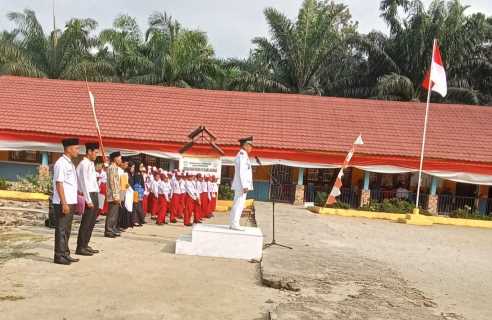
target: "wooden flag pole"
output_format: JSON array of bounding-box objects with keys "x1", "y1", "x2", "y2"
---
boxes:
[
  {"x1": 84, "y1": 77, "x2": 107, "y2": 162},
  {"x1": 415, "y1": 39, "x2": 437, "y2": 213}
]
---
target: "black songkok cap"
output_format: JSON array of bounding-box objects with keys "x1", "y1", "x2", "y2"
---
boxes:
[
  {"x1": 85, "y1": 142, "x2": 99, "y2": 151},
  {"x1": 238, "y1": 136, "x2": 253, "y2": 146},
  {"x1": 109, "y1": 151, "x2": 121, "y2": 160},
  {"x1": 62, "y1": 138, "x2": 79, "y2": 148}
]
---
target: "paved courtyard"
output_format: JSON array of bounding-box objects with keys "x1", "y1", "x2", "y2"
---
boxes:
[{"x1": 1, "y1": 201, "x2": 491, "y2": 319}]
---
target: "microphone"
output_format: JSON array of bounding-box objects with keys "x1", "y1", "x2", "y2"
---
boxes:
[{"x1": 255, "y1": 156, "x2": 262, "y2": 166}]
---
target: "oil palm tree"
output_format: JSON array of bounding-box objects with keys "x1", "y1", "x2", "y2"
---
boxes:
[
  {"x1": 131, "y1": 12, "x2": 222, "y2": 88},
  {"x1": 4, "y1": 9, "x2": 112, "y2": 80},
  {"x1": 245, "y1": 0, "x2": 357, "y2": 94},
  {"x1": 348, "y1": 0, "x2": 492, "y2": 104}
]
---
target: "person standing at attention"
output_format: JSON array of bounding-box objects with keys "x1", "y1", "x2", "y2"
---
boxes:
[
  {"x1": 229, "y1": 136, "x2": 254, "y2": 231},
  {"x1": 105, "y1": 151, "x2": 122, "y2": 238},
  {"x1": 52, "y1": 138, "x2": 81, "y2": 265},
  {"x1": 76, "y1": 142, "x2": 100, "y2": 256}
]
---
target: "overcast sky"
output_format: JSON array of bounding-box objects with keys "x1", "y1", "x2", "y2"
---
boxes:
[{"x1": 0, "y1": 0, "x2": 490, "y2": 58}]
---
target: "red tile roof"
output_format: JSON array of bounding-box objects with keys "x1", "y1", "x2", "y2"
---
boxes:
[{"x1": 0, "y1": 76, "x2": 490, "y2": 164}]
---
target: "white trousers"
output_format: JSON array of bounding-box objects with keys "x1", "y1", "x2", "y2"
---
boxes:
[{"x1": 229, "y1": 191, "x2": 247, "y2": 228}]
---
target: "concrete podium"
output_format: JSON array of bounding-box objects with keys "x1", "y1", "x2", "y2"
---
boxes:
[{"x1": 175, "y1": 224, "x2": 263, "y2": 260}]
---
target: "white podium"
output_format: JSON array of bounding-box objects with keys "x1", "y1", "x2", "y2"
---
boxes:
[{"x1": 175, "y1": 224, "x2": 263, "y2": 260}]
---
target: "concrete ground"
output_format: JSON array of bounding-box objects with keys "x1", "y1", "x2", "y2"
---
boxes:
[
  {"x1": 0, "y1": 212, "x2": 282, "y2": 320},
  {"x1": 1, "y1": 201, "x2": 491, "y2": 320},
  {"x1": 256, "y1": 202, "x2": 492, "y2": 320}
]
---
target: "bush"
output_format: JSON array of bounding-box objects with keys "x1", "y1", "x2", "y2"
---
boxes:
[
  {"x1": 333, "y1": 201, "x2": 351, "y2": 209},
  {"x1": 450, "y1": 207, "x2": 492, "y2": 221},
  {"x1": 218, "y1": 184, "x2": 234, "y2": 200},
  {"x1": 0, "y1": 177, "x2": 10, "y2": 190},
  {"x1": 314, "y1": 191, "x2": 328, "y2": 207},
  {"x1": 361, "y1": 198, "x2": 415, "y2": 214},
  {"x1": 8, "y1": 174, "x2": 52, "y2": 195}
]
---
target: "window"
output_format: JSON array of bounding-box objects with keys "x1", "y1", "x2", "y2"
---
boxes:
[{"x1": 8, "y1": 151, "x2": 42, "y2": 163}]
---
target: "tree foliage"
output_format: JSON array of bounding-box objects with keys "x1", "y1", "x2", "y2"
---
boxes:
[{"x1": 1, "y1": 1, "x2": 490, "y2": 105}]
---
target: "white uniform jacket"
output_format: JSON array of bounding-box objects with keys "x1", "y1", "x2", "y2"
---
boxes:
[{"x1": 231, "y1": 149, "x2": 253, "y2": 192}]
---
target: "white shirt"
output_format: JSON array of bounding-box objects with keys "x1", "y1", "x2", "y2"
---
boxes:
[
  {"x1": 185, "y1": 180, "x2": 199, "y2": 200},
  {"x1": 77, "y1": 157, "x2": 99, "y2": 205},
  {"x1": 158, "y1": 180, "x2": 173, "y2": 201},
  {"x1": 52, "y1": 154, "x2": 78, "y2": 205},
  {"x1": 171, "y1": 179, "x2": 182, "y2": 194},
  {"x1": 231, "y1": 149, "x2": 253, "y2": 192},
  {"x1": 151, "y1": 179, "x2": 160, "y2": 198}
]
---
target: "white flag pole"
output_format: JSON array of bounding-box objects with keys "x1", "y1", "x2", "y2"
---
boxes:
[
  {"x1": 415, "y1": 39, "x2": 437, "y2": 213},
  {"x1": 84, "y1": 75, "x2": 107, "y2": 162}
]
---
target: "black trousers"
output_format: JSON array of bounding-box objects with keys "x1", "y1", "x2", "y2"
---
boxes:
[
  {"x1": 135, "y1": 201, "x2": 145, "y2": 224},
  {"x1": 105, "y1": 202, "x2": 120, "y2": 234},
  {"x1": 77, "y1": 192, "x2": 99, "y2": 250},
  {"x1": 53, "y1": 203, "x2": 75, "y2": 259}
]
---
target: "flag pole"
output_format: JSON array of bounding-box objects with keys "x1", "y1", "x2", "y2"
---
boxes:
[
  {"x1": 84, "y1": 75, "x2": 107, "y2": 162},
  {"x1": 415, "y1": 39, "x2": 437, "y2": 213}
]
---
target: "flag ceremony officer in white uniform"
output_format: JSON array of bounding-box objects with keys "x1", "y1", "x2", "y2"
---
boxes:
[{"x1": 230, "y1": 136, "x2": 254, "y2": 231}]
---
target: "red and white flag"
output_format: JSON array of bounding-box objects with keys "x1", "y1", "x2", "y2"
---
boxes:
[
  {"x1": 326, "y1": 135, "x2": 364, "y2": 205},
  {"x1": 422, "y1": 41, "x2": 447, "y2": 97}
]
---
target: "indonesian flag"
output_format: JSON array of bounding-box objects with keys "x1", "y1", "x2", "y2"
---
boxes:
[
  {"x1": 326, "y1": 135, "x2": 364, "y2": 205},
  {"x1": 422, "y1": 40, "x2": 447, "y2": 97}
]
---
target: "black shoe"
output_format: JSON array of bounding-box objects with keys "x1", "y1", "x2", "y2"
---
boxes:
[
  {"x1": 104, "y1": 233, "x2": 116, "y2": 238},
  {"x1": 65, "y1": 256, "x2": 80, "y2": 263},
  {"x1": 171, "y1": 220, "x2": 177, "y2": 223},
  {"x1": 113, "y1": 232, "x2": 121, "y2": 237},
  {"x1": 54, "y1": 257, "x2": 71, "y2": 265},
  {"x1": 112, "y1": 229, "x2": 121, "y2": 235},
  {"x1": 75, "y1": 248, "x2": 93, "y2": 256},
  {"x1": 86, "y1": 246, "x2": 99, "y2": 254}
]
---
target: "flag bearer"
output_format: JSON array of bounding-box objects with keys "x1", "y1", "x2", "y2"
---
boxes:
[
  {"x1": 230, "y1": 136, "x2": 254, "y2": 231},
  {"x1": 52, "y1": 138, "x2": 81, "y2": 265},
  {"x1": 76, "y1": 142, "x2": 100, "y2": 256}
]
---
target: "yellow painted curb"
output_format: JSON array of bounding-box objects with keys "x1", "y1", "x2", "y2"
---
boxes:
[
  {"x1": 0, "y1": 190, "x2": 49, "y2": 202},
  {"x1": 309, "y1": 206, "x2": 492, "y2": 229}
]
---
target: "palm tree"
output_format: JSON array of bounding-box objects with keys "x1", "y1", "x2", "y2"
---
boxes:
[
  {"x1": 131, "y1": 12, "x2": 222, "y2": 88},
  {"x1": 3, "y1": 9, "x2": 112, "y2": 80},
  {"x1": 99, "y1": 14, "x2": 151, "y2": 82},
  {"x1": 347, "y1": 0, "x2": 492, "y2": 104},
  {"x1": 244, "y1": 0, "x2": 357, "y2": 94}
]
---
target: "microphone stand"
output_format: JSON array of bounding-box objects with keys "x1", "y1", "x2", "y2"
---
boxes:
[{"x1": 256, "y1": 157, "x2": 292, "y2": 250}]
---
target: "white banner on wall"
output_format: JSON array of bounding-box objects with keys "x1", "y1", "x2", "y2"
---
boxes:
[{"x1": 179, "y1": 156, "x2": 222, "y2": 181}]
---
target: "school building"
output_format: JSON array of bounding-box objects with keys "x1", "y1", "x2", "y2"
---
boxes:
[{"x1": 0, "y1": 76, "x2": 491, "y2": 215}]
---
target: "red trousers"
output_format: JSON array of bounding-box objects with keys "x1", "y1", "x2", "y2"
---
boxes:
[
  {"x1": 151, "y1": 194, "x2": 159, "y2": 216},
  {"x1": 157, "y1": 195, "x2": 169, "y2": 224},
  {"x1": 170, "y1": 194, "x2": 181, "y2": 222},
  {"x1": 184, "y1": 195, "x2": 200, "y2": 225},
  {"x1": 200, "y1": 193, "x2": 209, "y2": 218},
  {"x1": 208, "y1": 196, "x2": 216, "y2": 214},
  {"x1": 179, "y1": 194, "x2": 185, "y2": 218}
]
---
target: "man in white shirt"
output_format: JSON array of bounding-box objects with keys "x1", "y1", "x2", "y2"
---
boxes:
[
  {"x1": 76, "y1": 142, "x2": 100, "y2": 256},
  {"x1": 230, "y1": 136, "x2": 254, "y2": 231},
  {"x1": 52, "y1": 138, "x2": 80, "y2": 265}
]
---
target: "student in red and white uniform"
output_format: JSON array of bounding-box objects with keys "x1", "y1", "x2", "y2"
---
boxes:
[
  {"x1": 150, "y1": 171, "x2": 160, "y2": 218},
  {"x1": 170, "y1": 171, "x2": 182, "y2": 223},
  {"x1": 207, "y1": 175, "x2": 217, "y2": 217},
  {"x1": 178, "y1": 172, "x2": 186, "y2": 219},
  {"x1": 97, "y1": 164, "x2": 108, "y2": 216},
  {"x1": 157, "y1": 172, "x2": 172, "y2": 225},
  {"x1": 199, "y1": 175, "x2": 211, "y2": 219},
  {"x1": 184, "y1": 173, "x2": 201, "y2": 226}
]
